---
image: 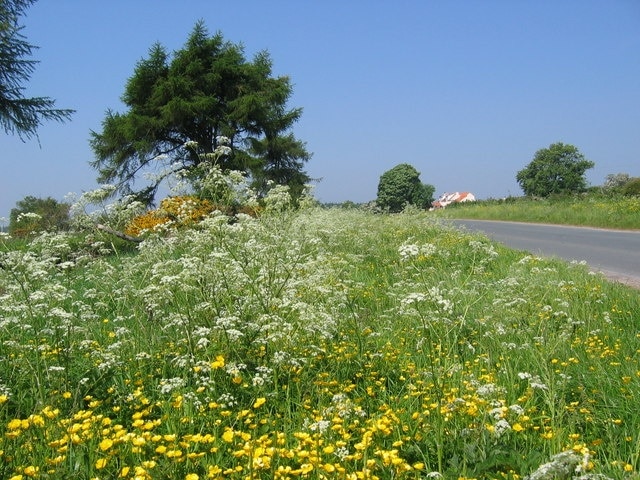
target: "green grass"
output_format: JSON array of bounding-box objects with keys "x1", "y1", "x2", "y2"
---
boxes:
[
  {"x1": 1, "y1": 208, "x2": 639, "y2": 479},
  {"x1": 435, "y1": 194, "x2": 640, "y2": 230}
]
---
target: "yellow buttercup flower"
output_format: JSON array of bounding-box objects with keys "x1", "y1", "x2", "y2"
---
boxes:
[
  {"x1": 99, "y1": 438, "x2": 114, "y2": 451},
  {"x1": 211, "y1": 355, "x2": 225, "y2": 369},
  {"x1": 222, "y1": 429, "x2": 234, "y2": 443},
  {"x1": 23, "y1": 466, "x2": 39, "y2": 477}
]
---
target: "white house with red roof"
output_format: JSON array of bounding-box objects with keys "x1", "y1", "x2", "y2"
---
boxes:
[{"x1": 431, "y1": 191, "x2": 476, "y2": 209}]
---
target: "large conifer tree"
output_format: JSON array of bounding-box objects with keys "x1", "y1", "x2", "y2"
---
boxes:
[
  {"x1": 90, "y1": 21, "x2": 310, "y2": 205},
  {"x1": 0, "y1": 0, "x2": 74, "y2": 140}
]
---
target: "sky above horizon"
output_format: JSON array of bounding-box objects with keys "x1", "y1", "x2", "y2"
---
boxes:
[{"x1": 2, "y1": 0, "x2": 639, "y2": 221}]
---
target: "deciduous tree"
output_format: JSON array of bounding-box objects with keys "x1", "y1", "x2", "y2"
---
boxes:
[
  {"x1": 9, "y1": 195, "x2": 70, "y2": 236},
  {"x1": 376, "y1": 163, "x2": 434, "y2": 212},
  {"x1": 516, "y1": 143, "x2": 594, "y2": 197},
  {"x1": 90, "y1": 21, "x2": 310, "y2": 205}
]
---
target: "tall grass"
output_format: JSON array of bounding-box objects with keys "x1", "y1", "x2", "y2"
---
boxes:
[
  {"x1": 436, "y1": 195, "x2": 640, "y2": 230},
  {"x1": 1, "y1": 206, "x2": 639, "y2": 479}
]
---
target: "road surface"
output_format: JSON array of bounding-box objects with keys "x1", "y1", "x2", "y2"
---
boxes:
[{"x1": 450, "y1": 220, "x2": 640, "y2": 288}]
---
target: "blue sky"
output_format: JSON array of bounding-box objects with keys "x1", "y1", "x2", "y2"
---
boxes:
[{"x1": 2, "y1": 0, "x2": 639, "y2": 221}]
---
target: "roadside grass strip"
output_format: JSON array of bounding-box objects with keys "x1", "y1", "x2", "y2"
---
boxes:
[{"x1": 1, "y1": 208, "x2": 639, "y2": 479}]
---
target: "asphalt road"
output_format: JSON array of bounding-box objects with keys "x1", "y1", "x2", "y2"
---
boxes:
[{"x1": 450, "y1": 220, "x2": 640, "y2": 288}]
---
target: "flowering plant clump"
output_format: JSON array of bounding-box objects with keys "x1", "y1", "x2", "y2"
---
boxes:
[
  {"x1": 124, "y1": 196, "x2": 216, "y2": 237},
  {"x1": 0, "y1": 203, "x2": 638, "y2": 479}
]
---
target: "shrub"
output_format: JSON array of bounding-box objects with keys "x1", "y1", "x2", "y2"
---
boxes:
[
  {"x1": 124, "y1": 196, "x2": 216, "y2": 236},
  {"x1": 124, "y1": 196, "x2": 264, "y2": 237},
  {"x1": 622, "y1": 177, "x2": 640, "y2": 196}
]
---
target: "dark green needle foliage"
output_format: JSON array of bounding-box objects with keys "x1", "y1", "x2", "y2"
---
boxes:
[
  {"x1": 90, "y1": 21, "x2": 311, "y2": 205},
  {"x1": 0, "y1": 0, "x2": 74, "y2": 140}
]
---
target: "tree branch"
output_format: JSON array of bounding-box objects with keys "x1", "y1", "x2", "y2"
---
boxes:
[{"x1": 96, "y1": 224, "x2": 143, "y2": 243}]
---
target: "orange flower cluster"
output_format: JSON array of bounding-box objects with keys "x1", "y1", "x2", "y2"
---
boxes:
[{"x1": 125, "y1": 196, "x2": 215, "y2": 237}]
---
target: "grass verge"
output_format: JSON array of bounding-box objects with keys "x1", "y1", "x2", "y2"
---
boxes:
[
  {"x1": 435, "y1": 194, "x2": 640, "y2": 230},
  {"x1": 1, "y1": 208, "x2": 639, "y2": 479}
]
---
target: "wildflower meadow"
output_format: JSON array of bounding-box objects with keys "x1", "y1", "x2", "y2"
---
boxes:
[{"x1": 1, "y1": 194, "x2": 639, "y2": 479}]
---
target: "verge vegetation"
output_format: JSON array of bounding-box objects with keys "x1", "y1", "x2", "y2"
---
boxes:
[
  {"x1": 435, "y1": 194, "x2": 640, "y2": 230},
  {"x1": 1, "y1": 204, "x2": 639, "y2": 479}
]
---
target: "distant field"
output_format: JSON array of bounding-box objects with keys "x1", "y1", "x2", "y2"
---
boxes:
[{"x1": 435, "y1": 194, "x2": 640, "y2": 230}]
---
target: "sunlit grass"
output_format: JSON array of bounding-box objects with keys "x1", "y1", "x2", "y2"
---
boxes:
[
  {"x1": 1, "y1": 207, "x2": 639, "y2": 479},
  {"x1": 436, "y1": 194, "x2": 640, "y2": 230}
]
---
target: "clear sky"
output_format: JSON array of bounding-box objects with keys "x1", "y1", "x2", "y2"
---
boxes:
[{"x1": 2, "y1": 0, "x2": 639, "y2": 221}]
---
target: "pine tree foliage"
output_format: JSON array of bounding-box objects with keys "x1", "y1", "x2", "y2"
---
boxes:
[
  {"x1": 0, "y1": 0, "x2": 74, "y2": 140},
  {"x1": 90, "y1": 21, "x2": 311, "y2": 205}
]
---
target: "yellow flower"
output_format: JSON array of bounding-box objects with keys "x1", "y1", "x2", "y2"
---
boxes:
[
  {"x1": 166, "y1": 449, "x2": 183, "y2": 458},
  {"x1": 0, "y1": 394, "x2": 8, "y2": 404},
  {"x1": 23, "y1": 466, "x2": 39, "y2": 477},
  {"x1": 7, "y1": 419, "x2": 23, "y2": 430},
  {"x1": 208, "y1": 466, "x2": 222, "y2": 476},
  {"x1": 222, "y1": 429, "x2": 234, "y2": 443},
  {"x1": 211, "y1": 355, "x2": 225, "y2": 369},
  {"x1": 185, "y1": 474, "x2": 199, "y2": 480},
  {"x1": 95, "y1": 458, "x2": 108, "y2": 469},
  {"x1": 134, "y1": 466, "x2": 148, "y2": 477},
  {"x1": 120, "y1": 466, "x2": 130, "y2": 477},
  {"x1": 99, "y1": 438, "x2": 114, "y2": 451},
  {"x1": 323, "y1": 464, "x2": 336, "y2": 473},
  {"x1": 253, "y1": 397, "x2": 266, "y2": 409}
]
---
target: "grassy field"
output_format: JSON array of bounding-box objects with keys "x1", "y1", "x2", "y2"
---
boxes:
[
  {"x1": 1, "y1": 207, "x2": 639, "y2": 479},
  {"x1": 434, "y1": 195, "x2": 640, "y2": 230}
]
